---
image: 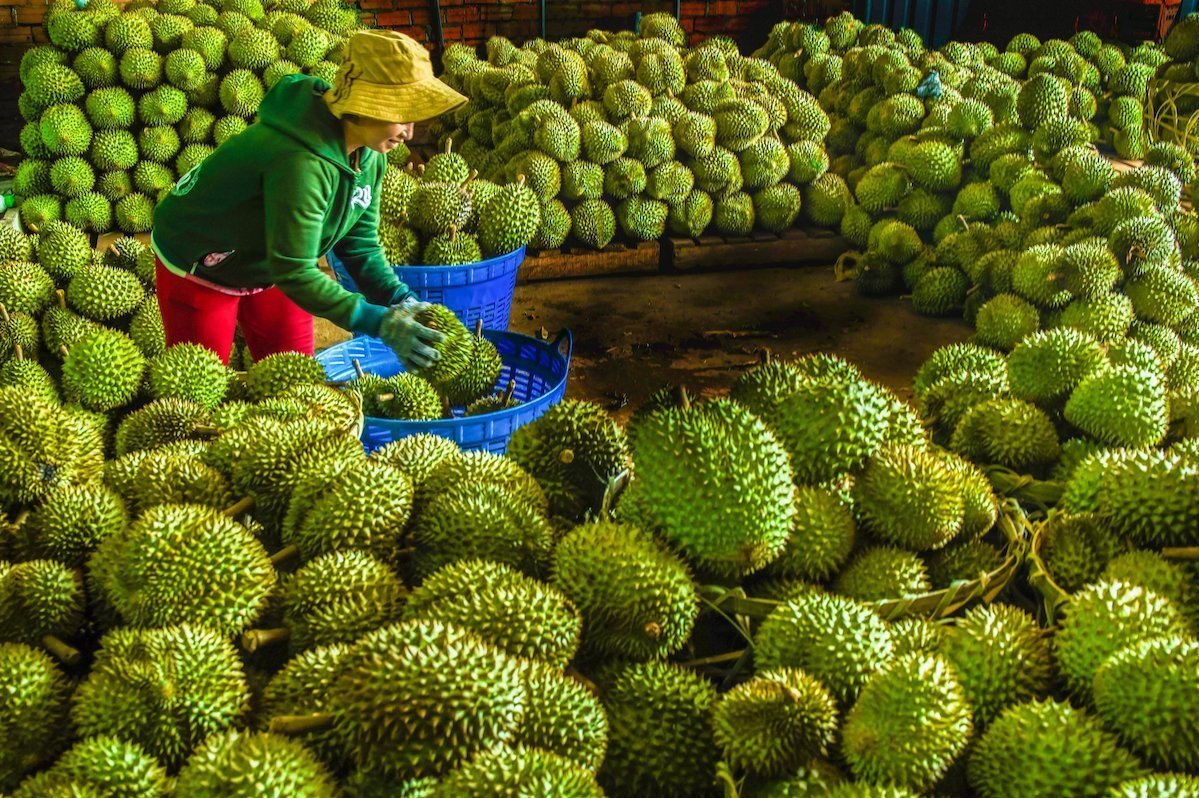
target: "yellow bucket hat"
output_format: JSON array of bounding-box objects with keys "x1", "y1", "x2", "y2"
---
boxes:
[{"x1": 324, "y1": 30, "x2": 467, "y2": 124}]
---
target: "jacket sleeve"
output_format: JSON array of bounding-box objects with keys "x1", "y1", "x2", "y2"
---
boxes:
[
  {"x1": 262, "y1": 154, "x2": 389, "y2": 336},
  {"x1": 331, "y1": 158, "x2": 412, "y2": 307}
]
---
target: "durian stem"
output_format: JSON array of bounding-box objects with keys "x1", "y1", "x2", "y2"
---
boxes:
[
  {"x1": 11, "y1": 344, "x2": 23, "y2": 361},
  {"x1": 474, "y1": 318, "x2": 483, "y2": 339},
  {"x1": 223, "y1": 496, "x2": 255, "y2": 517},
  {"x1": 269, "y1": 713, "x2": 335, "y2": 735},
  {"x1": 326, "y1": 379, "x2": 350, "y2": 388},
  {"x1": 0, "y1": 302, "x2": 8, "y2": 323},
  {"x1": 757, "y1": 347, "x2": 772, "y2": 365},
  {"x1": 193, "y1": 425, "x2": 222, "y2": 437},
  {"x1": 59, "y1": 345, "x2": 69, "y2": 358},
  {"x1": 55, "y1": 289, "x2": 66, "y2": 311},
  {"x1": 242, "y1": 627, "x2": 290, "y2": 653},
  {"x1": 1163, "y1": 547, "x2": 1199, "y2": 561},
  {"x1": 269, "y1": 544, "x2": 300, "y2": 566},
  {"x1": 677, "y1": 649, "x2": 747, "y2": 668},
  {"x1": 674, "y1": 384, "x2": 691, "y2": 412},
  {"x1": 42, "y1": 635, "x2": 80, "y2": 665},
  {"x1": 444, "y1": 136, "x2": 453, "y2": 154},
  {"x1": 394, "y1": 546, "x2": 415, "y2": 560},
  {"x1": 376, "y1": 393, "x2": 395, "y2": 402},
  {"x1": 351, "y1": 358, "x2": 366, "y2": 380}
]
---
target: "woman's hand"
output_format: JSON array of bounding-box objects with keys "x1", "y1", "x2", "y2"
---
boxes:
[{"x1": 378, "y1": 297, "x2": 445, "y2": 371}]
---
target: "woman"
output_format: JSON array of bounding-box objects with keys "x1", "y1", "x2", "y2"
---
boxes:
[{"x1": 151, "y1": 30, "x2": 466, "y2": 369}]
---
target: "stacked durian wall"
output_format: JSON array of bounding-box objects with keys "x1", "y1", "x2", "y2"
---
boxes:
[{"x1": 3, "y1": 6, "x2": 1199, "y2": 798}]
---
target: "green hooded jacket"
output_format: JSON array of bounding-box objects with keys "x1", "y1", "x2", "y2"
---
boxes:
[{"x1": 152, "y1": 74, "x2": 409, "y2": 336}]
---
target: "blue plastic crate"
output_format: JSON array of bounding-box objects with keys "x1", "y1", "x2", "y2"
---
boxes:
[
  {"x1": 317, "y1": 328, "x2": 572, "y2": 454},
  {"x1": 325, "y1": 246, "x2": 525, "y2": 332}
]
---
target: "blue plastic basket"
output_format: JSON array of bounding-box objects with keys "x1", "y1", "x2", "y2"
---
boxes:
[
  {"x1": 317, "y1": 328, "x2": 573, "y2": 454},
  {"x1": 325, "y1": 246, "x2": 525, "y2": 332}
]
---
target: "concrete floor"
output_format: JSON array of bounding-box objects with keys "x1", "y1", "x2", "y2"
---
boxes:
[{"x1": 316, "y1": 260, "x2": 974, "y2": 422}]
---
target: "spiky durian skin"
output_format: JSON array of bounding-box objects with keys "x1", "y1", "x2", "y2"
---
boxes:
[
  {"x1": 833, "y1": 546, "x2": 930, "y2": 602},
  {"x1": 1098, "y1": 450, "x2": 1199, "y2": 547},
  {"x1": 61, "y1": 328, "x2": 147, "y2": 412},
  {"x1": 89, "y1": 502, "x2": 275, "y2": 637},
  {"x1": 327, "y1": 620, "x2": 525, "y2": 781},
  {"x1": 754, "y1": 591, "x2": 894, "y2": 706},
  {"x1": 0, "y1": 643, "x2": 72, "y2": 791},
  {"x1": 595, "y1": 660, "x2": 719, "y2": 798},
  {"x1": 767, "y1": 484, "x2": 856, "y2": 582},
  {"x1": 950, "y1": 398, "x2": 1062, "y2": 471},
  {"x1": 514, "y1": 659, "x2": 608, "y2": 773},
  {"x1": 741, "y1": 760, "x2": 846, "y2": 797},
  {"x1": 507, "y1": 399, "x2": 632, "y2": 522},
  {"x1": 407, "y1": 481, "x2": 556, "y2": 581},
  {"x1": 13, "y1": 735, "x2": 171, "y2": 798},
  {"x1": 370, "y1": 433, "x2": 460, "y2": 490},
  {"x1": 114, "y1": 397, "x2": 210, "y2": 456},
  {"x1": 147, "y1": 343, "x2": 230, "y2": 408},
  {"x1": 552, "y1": 521, "x2": 697, "y2": 662},
  {"x1": 0, "y1": 388, "x2": 100, "y2": 505},
  {"x1": 624, "y1": 398, "x2": 794, "y2": 578},
  {"x1": 712, "y1": 668, "x2": 838, "y2": 778},
  {"x1": 428, "y1": 746, "x2": 605, "y2": 798},
  {"x1": 841, "y1": 653, "x2": 972, "y2": 791},
  {"x1": 1093, "y1": 636, "x2": 1199, "y2": 772},
  {"x1": 403, "y1": 559, "x2": 581, "y2": 668},
  {"x1": 279, "y1": 550, "x2": 405, "y2": 653},
  {"x1": 968, "y1": 700, "x2": 1147, "y2": 798},
  {"x1": 287, "y1": 460, "x2": 414, "y2": 563},
  {"x1": 257, "y1": 644, "x2": 352, "y2": 770},
  {"x1": 938, "y1": 604, "x2": 1052, "y2": 727},
  {"x1": 71, "y1": 624, "x2": 250, "y2": 770},
  {"x1": 0, "y1": 558, "x2": 85, "y2": 645},
  {"x1": 16, "y1": 483, "x2": 126, "y2": 567},
  {"x1": 243, "y1": 351, "x2": 326, "y2": 401},
  {"x1": 173, "y1": 729, "x2": 339, "y2": 798},
  {"x1": 1064, "y1": 365, "x2": 1168, "y2": 448},
  {"x1": 1109, "y1": 774, "x2": 1199, "y2": 798},
  {"x1": 854, "y1": 443, "x2": 964, "y2": 551},
  {"x1": 1054, "y1": 579, "x2": 1191, "y2": 699}
]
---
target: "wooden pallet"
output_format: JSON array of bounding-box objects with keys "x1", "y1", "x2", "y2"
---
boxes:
[
  {"x1": 519, "y1": 240, "x2": 661, "y2": 283},
  {"x1": 665, "y1": 227, "x2": 848, "y2": 273}
]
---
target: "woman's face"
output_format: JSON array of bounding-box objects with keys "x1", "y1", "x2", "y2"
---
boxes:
[{"x1": 356, "y1": 118, "x2": 415, "y2": 153}]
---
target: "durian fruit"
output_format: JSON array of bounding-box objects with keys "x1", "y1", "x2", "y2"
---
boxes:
[
  {"x1": 1064, "y1": 364, "x2": 1168, "y2": 448},
  {"x1": 950, "y1": 398, "x2": 1062, "y2": 471},
  {"x1": 712, "y1": 667, "x2": 838, "y2": 778},
  {"x1": 61, "y1": 327, "x2": 146, "y2": 412},
  {"x1": 369, "y1": 433, "x2": 459, "y2": 491},
  {"x1": 1098, "y1": 449, "x2": 1199, "y2": 547},
  {"x1": 407, "y1": 481, "x2": 555, "y2": 581},
  {"x1": 408, "y1": 304, "x2": 473, "y2": 390},
  {"x1": 595, "y1": 659, "x2": 719, "y2": 798},
  {"x1": 742, "y1": 762, "x2": 846, "y2": 797},
  {"x1": 257, "y1": 643, "x2": 352, "y2": 771},
  {"x1": 833, "y1": 546, "x2": 930, "y2": 602},
  {"x1": 477, "y1": 174, "x2": 541, "y2": 256},
  {"x1": 243, "y1": 351, "x2": 326, "y2": 401},
  {"x1": 415, "y1": 448, "x2": 548, "y2": 512},
  {"x1": 428, "y1": 746, "x2": 605, "y2": 798},
  {"x1": 1054, "y1": 579, "x2": 1191, "y2": 699},
  {"x1": 622, "y1": 394, "x2": 794, "y2": 578},
  {"x1": 1108, "y1": 774, "x2": 1199, "y2": 798},
  {"x1": 0, "y1": 387, "x2": 100, "y2": 505},
  {"x1": 14, "y1": 483, "x2": 126, "y2": 568},
  {"x1": 403, "y1": 559, "x2": 581, "y2": 668},
  {"x1": 113, "y1": 397, "x2": 209, "y2": 456},
  {"x1": 754, "y1": 590, "x2": 894, "y2": 705},
  {"x1": 272, "y1": 620, "x2": 525, "y2": 781},
  {"x1": 10, "y1": 735, "x2": 171, "y2": 798},
  {"x1": 507, "y1": 399, "x2": 631, "y2": 521},
  {"x1": 352, "y1": 372, "x2": 440, "y2": 421},
  {"x1": 0, "y1": 643, "x2": 72, "y2": 791},
  {"x1": 147, "y1": 343, "x2": 230, "y2": 408},
  {"x1": 71, "y1": 624, "x2": 250, "y2": 769},
  {"x1": 938, "y1": 603, "x2": 1052, "y2": 727},
  {"x1": 514, "y1": 658, "x2": 608, "y2": 773},
  {"x1": 841, "y1": 653, "x2": 972, "y2": 791},
  {"x1": 174, "y1": 729, "x2": 339, "y2": 798},
  {"x1": 766, "y1": 484, "x2": 856, "y2": 582},
  {"x1": 88, "y1": 502, "x2": 275, "y2": 637},
  {"x1": 552, "y1": 521, "x2": 698, "y2": 662},
  {"x1": 1007, "y1": 327, "x2": 1107, "y2": 404},
  {"x1": 1102, "y1": 551, "x2": 1199, "y2": 625},
  {"x1": 0, "y1": 559, "x2": 85, "y2": 662},
  {"x1": 854, "y1": 443, "x2": 964, "y2": 551},
  {"x1": 1093, "y1": 636, "x2": 1199, "y2": 772},
  {"x1": 439, "y1": 322, "x2": 502, "y2": 407},
  {"x1": 242, "y1": 550, "x2": 404, "y2": 655},
  {"x1": 968, "y1": 699, "x2": 1147, "y2": 798}
]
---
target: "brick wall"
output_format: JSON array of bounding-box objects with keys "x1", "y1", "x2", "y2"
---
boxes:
[{"x1": 0, "y1": 0, "x2": 785, "y2": 148}]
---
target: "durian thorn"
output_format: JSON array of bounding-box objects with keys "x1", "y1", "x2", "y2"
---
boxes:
[
  {"x1": 269, "y1": 713, "x2": 335, "y2": 736},
  {"x1": 242, "y1": 627, "x2": 290, "y2": 653},
  {"x1": 42, "y1": 635, "x2": 80, "y2": 665},
  {"x1": 223, "y1": 496, "x2": 255, "y2": 518},
  {"x1": 351, "y1": 358, "x2": 366, "y2": 380},
  {"x1": 55, "y1": 289, "x2": 67, "y2": 310},
  {"x1": 474, "y1": 318, "x2": 484, "y2": 339},
  {"x1": 0, "y1": 303, "x2": 8, "y2": 323},
  {"x1": 269, "y1": 544, "x2": 300, "y2": 566},
  {"x1": 559, "y1": 448, "x2": 575, "y2": 465}
]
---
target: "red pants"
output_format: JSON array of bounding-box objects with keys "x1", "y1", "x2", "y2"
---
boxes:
[{"x1": 155, "y1": 259, "x2": 314, "y2": 365}]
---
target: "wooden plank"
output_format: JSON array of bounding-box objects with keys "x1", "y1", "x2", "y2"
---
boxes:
[
  {"x1": 517, "y1": 241, "x2": 662, "y2": 283},
  {"x1": 94, "y1": 230, "x2": 151, "y2": 252},
  {"x1": 666, "y1": 226, "x2": 849, "y2": 273}
]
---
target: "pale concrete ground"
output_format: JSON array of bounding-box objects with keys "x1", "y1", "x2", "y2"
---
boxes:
[{"x1": 315, "y1": 261, "x2": 974, "y2": 422}]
